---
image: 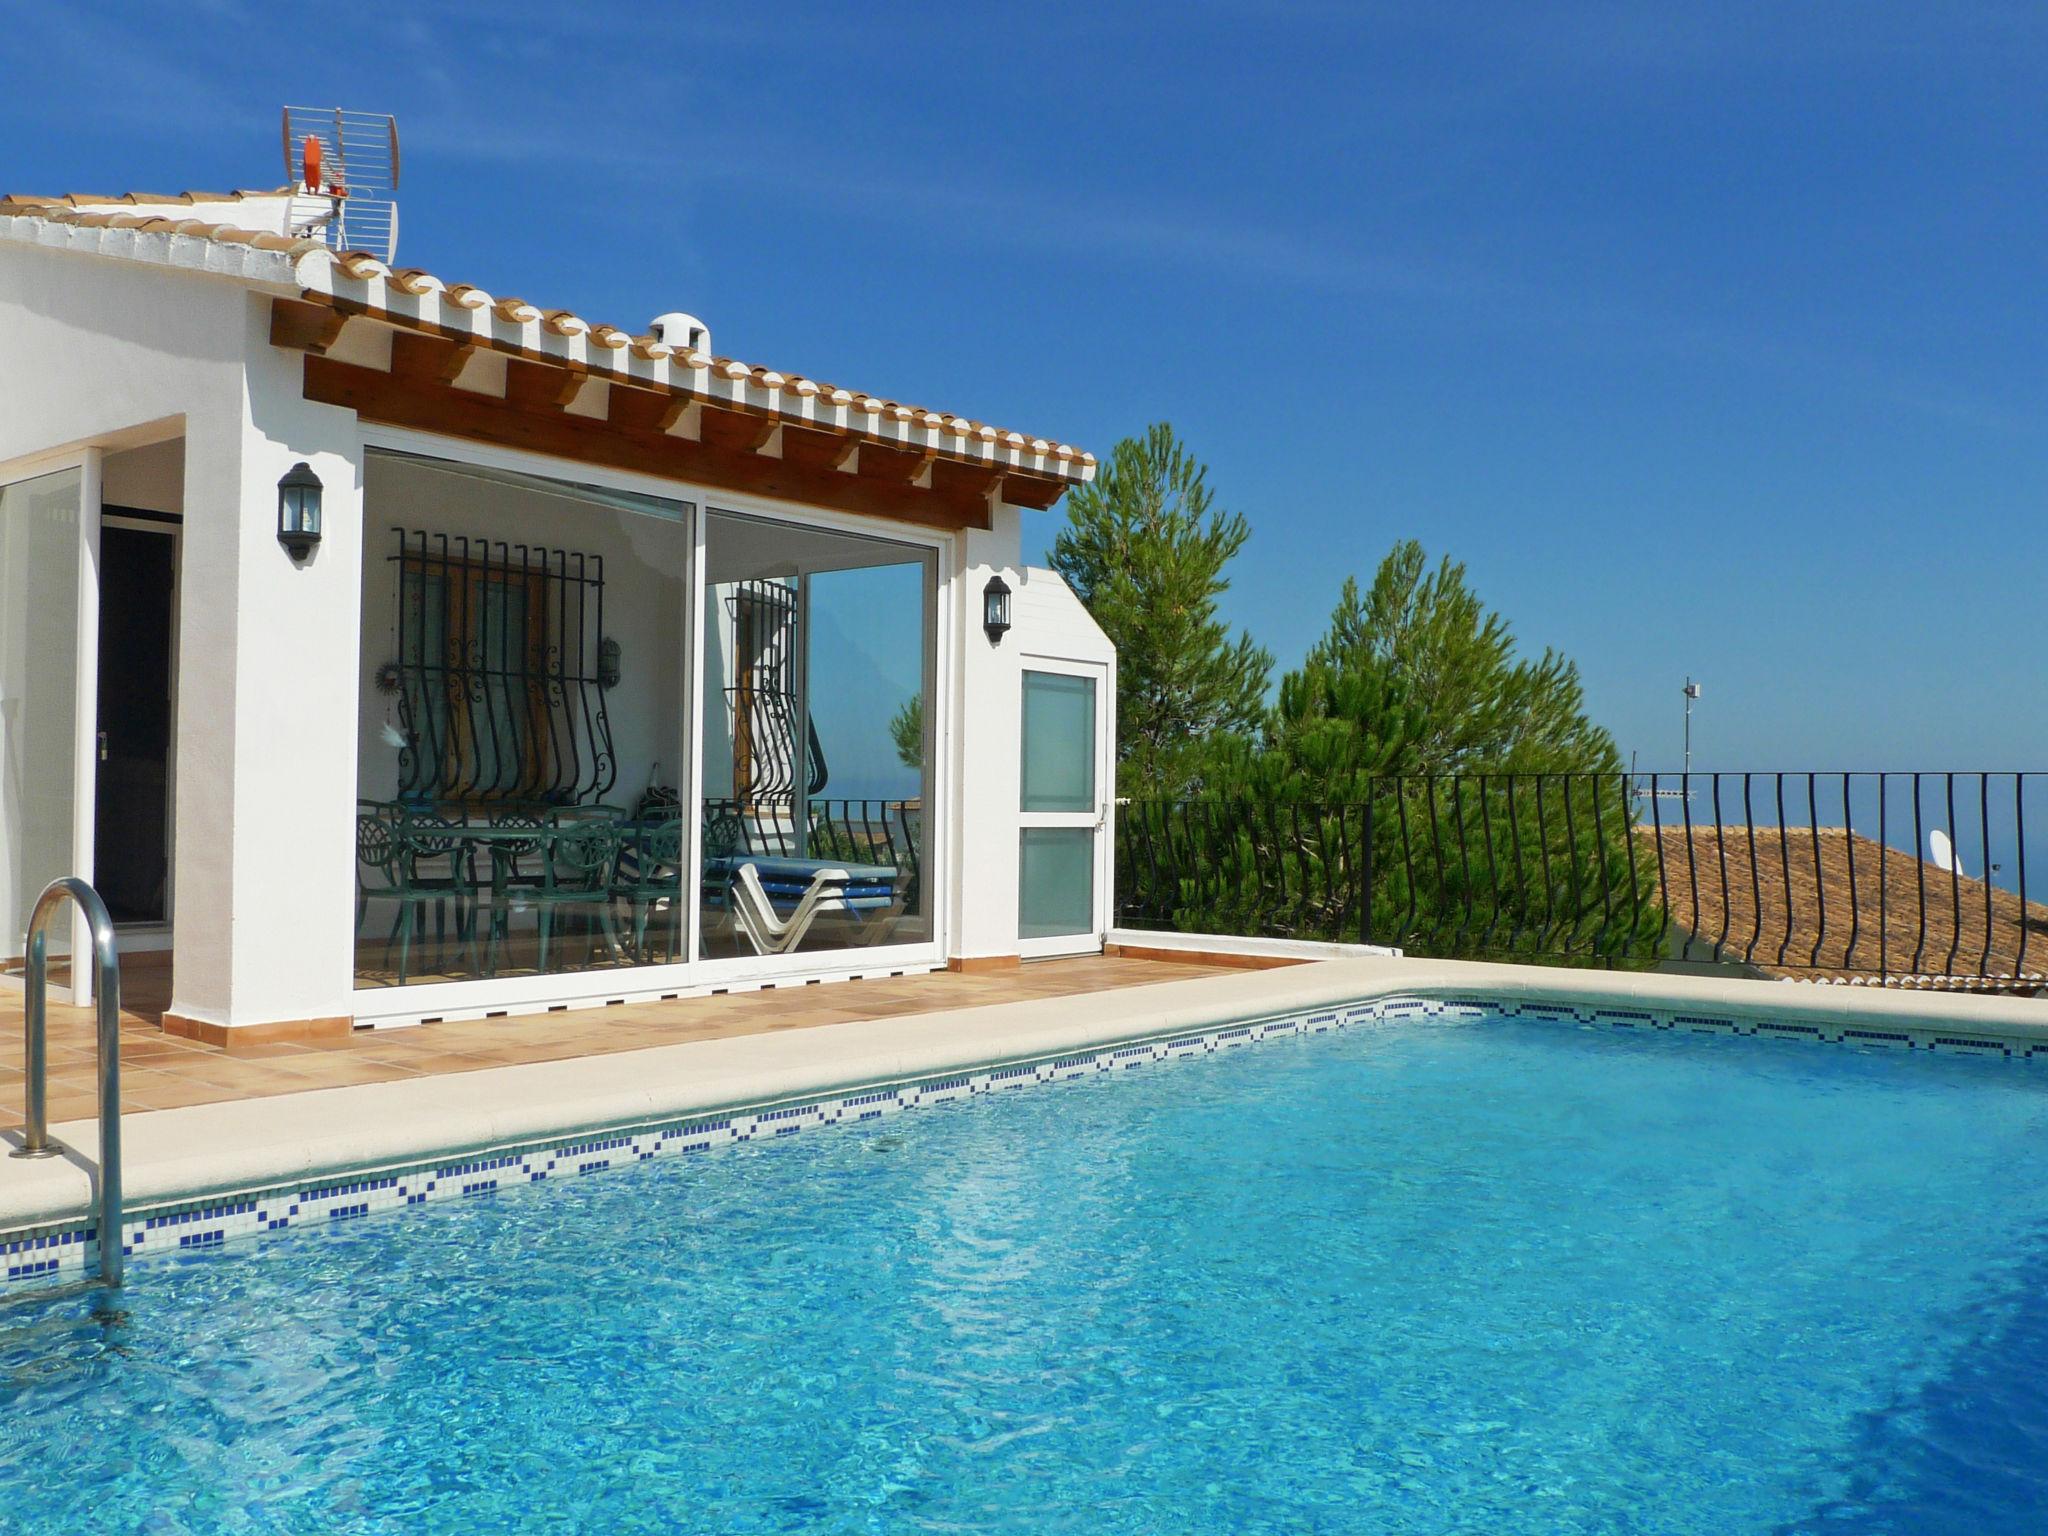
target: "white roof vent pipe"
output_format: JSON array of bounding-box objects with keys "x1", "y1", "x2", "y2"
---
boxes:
[{"x1": 650, "y1": 312, "x2": 711, "y2": 356}]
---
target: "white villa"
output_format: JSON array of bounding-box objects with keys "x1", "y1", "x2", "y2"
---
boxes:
[{"x1": 0, "y1": 129, "x2": 1115, "y2": 1047}]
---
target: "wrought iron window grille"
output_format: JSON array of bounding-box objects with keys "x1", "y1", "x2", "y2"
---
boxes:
[{"x1": 387, "y1": 527, "x2": 617, "y2": 806}]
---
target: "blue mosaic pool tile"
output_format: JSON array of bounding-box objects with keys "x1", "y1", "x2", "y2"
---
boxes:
[{"x1": 5, "y1": 990, "x2": 2042, "y2": 1287}]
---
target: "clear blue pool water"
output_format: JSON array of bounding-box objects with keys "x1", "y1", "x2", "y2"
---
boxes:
[{"x1": 4, "y1": 1014, "x2": 2048, "y2": 1533}]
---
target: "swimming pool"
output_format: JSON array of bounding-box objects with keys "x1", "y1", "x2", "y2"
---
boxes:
[{"x1": 3, "y1": 1008, "x2": 2046, "y2": 1533}]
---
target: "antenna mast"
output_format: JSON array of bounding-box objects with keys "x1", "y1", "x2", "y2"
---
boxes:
[{"x1": 1682, "y1": 677, "x2": 1702, "y2": 775}]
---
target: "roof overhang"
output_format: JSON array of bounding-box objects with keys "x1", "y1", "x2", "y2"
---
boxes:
[
  {"x1": 274, "y1": 294, "x2": 1071, "y2": 533},
  {"x1": 1, "y1": 193, "x2": 1094, "y2": 532}
]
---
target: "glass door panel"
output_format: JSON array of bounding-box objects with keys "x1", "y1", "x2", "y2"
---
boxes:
[
  {"x1": 695, "y1": 509, "x2": 938, "y2": 964},
  {"x1": 0, "y1": 467, "x2": 85, "y2": 972},
  {"x1": 1021, "y1": 671, "x2": 1096, "y2": 813},
  {"x1": 355, "y1": 451, "x2": 693, "y2": 991},
  {"x1": 1019, "y1": 826, "x2": 1095, "y2": 939}
]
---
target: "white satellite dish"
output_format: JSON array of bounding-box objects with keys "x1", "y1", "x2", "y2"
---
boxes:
[
  {"x1": 1929, "y1": 828, "x2": 1967, "y2": 879},
  {"x1": 282, "y1": 107, "x2": 401, "y2": 263}
]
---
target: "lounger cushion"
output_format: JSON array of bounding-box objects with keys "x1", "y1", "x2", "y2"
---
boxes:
[{"x1": 701, "y1": 854, "x2": 899, "y2": 916}]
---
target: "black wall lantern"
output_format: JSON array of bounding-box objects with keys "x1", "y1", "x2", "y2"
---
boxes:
[
  {"x1": 982, "y1": 573, "x2": 1013, "y2": 644},
  {"x1": 277, "y1": 461, "x2": 323, "y2": 561}
]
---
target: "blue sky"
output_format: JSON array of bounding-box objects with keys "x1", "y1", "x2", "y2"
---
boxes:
[{"x1": 6, "y1": 2, "x2": 2044, "y2": 771}]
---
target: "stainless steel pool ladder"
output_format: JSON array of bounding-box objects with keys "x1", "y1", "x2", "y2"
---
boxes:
[{"x1": 9, "y1": 877, "x2": 124, "y2": 1287}]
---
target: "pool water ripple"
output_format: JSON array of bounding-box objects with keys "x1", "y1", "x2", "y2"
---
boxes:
[{"x1": 2, "y1": 1015, "x2": 2048, "y2": 1531}]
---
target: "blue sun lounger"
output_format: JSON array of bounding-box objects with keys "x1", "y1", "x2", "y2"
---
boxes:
[{"x1": 702, "y1": 855, "x2": 899, "y2": 953}]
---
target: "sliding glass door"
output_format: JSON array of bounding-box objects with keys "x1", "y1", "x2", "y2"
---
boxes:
[
  {"x1": 354, "y1": 451, "x2": 693, "y2": 992},
  {"x1": 0, "y1": 464, "x2": 93, "y2": 986},
  {"x1": 696, "y1": 508, "x2": 938, "y2": 966},
  {"x1": 351, "y1": 446, "x2": 949, "y2": 1013}
]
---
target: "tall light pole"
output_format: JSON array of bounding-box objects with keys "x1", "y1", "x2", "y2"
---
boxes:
[{"x1": 1682, "y1": 678, "x2": 1702, "y2": 775}]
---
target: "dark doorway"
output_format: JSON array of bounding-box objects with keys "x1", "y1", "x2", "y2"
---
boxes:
[{"x1": 94, "y1": 518, "x2": 177, "y2": 925}]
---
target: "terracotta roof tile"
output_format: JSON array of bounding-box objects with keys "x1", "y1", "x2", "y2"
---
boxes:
[
  {"x1": 0, "y1": 187, "x2": 1097, "y2": 476},
  {"x1": 0, "y1": 196, "x2": 328, "y2": 259},
  {"x1": 0, "y1": 188, "x2": 290, "y2": 210}
]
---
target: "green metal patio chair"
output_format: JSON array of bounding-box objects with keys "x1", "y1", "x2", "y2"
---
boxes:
[
  {"x1": 485, "y1": 810, "x2": 626, "y2": 973},
  {"x1": 613, "y1": 812, "x2": 685, "y2": 963},
  {"x1": 356, "y1": 801, "x2": 480, "y2": 984}
]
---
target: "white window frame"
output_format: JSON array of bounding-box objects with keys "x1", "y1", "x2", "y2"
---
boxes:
[{"x1": 350, "y1": 426, "x2": 956, "y2": 1026}]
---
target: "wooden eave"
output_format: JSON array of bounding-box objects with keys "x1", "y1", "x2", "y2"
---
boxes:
[{"x1": 272, "y1": 296, "x2": 1074, "y2": 530}]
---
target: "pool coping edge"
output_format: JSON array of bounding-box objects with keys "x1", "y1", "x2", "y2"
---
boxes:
[{"x1": 5, "y1": 955, "x2": 2047, "y2": 1277}]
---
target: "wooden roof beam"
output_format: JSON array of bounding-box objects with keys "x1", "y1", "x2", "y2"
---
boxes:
[
  {"x1": 388, "y1": 329, "x2": 464, "y2": 386},
  {"x1": 270, "y1": 296, "x2": 349, "y2": 355},
  {"x1": 299, "y1": 356, "x2": 989, "y2": 532},
  {"x1": 855, "y1": 440, "x2": 938, "y2": 486}
]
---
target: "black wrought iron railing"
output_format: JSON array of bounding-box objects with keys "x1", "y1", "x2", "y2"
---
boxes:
[
  {"x1": 702, "y1": 796, "x2": 923, "y2": 898},
  {"x1": 1117, "y1": 773, "x2": 2048, "y2": 987}
]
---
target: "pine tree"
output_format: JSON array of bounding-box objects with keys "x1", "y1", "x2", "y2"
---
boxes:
[
  {"x1": 1166, "y1": 539, "x2": 1646, "y2": 961},
  {"x1": 1049, "y1": 423, "x2": 1271, "y2": 797},
  {"x1": 1294, "y1": 539, "x2": 1620, "y2": 780},
  {"x1": 888, "y1": 694, "x2": 924, "y2": 771}
]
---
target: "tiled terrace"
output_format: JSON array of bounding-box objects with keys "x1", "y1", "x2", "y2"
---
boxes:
[{"x1": 0, "y1": 954, "x2": 1232, "y2": 1133}]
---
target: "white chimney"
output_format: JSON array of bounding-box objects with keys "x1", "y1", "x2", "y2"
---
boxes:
[{"x1": 650, "y1": 312, "x2": 711, "y2": 356}]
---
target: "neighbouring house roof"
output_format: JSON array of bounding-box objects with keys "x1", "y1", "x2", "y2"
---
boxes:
[
  {"x1": 0, "y1": 189, "x2": 1096, "y2": 493},
  {"x1": 1638, "y1": 824, "x2": 2048, "y2": 987}
]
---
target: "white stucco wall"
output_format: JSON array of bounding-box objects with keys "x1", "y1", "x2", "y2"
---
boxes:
[
  {"x1": 102, "y1": 438, "x2": 185, "y2": 514},
  {"x1": 946, "y1": 511, "x2": 1026, "y2": 960},
  {"x1": 0, "y1": 241, "x2": 376, "y2": 1028},
  {"x1": 1011, "y1": 565, "x2": 1115, "y2": 669},
  {"x1": 2, "y1": 235, "x2": 1105, "y2": 1026},
  {"x1": 0, "y1": 243, "x2": 253, "y2": 1021},
  {"x1": 233, "y1": 305, "x2": 371, "y2": 1026}
]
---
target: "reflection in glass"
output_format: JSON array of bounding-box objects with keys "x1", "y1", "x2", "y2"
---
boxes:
[
  {"x1": 0, "y1": 469, "x2": 82, "y2": 971},
  {"x1": 698, "y1": 509, "x2": 935, "y2": 958},
  {"x1": 354, "y1": 453, "x2": 690, "y2": 988}
]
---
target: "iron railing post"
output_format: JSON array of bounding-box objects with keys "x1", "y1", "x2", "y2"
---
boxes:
[
  {"x1": 1359, "y1": 791, "x2": 1375, "y2": 946},
  {"x1": 1111, "y1": 776, "x2": 2037, "y2": 989}
]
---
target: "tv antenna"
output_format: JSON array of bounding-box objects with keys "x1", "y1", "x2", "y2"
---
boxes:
[
  {"x1": 1629, "y1": 749, "x2": 1693, "y2": 802},
  {"x1": 1682, "y1": 677, "x2": 1702, "y2": 774},
  {"x1": 282, "y1": 107, "x2": 400, "y2": 262}
]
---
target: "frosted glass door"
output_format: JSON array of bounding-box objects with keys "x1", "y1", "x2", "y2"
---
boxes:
[
  {"x1": 1019, "y1": 665, "x2": 1106, "y2": 952},
  {"x1": 0, "y1": 468, "x2": 85, "y2": 970}
]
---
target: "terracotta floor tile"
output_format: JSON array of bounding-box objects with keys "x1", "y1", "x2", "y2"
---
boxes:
[
  {"x1": 0, "y1": 957, "x2": 1229, "y2": 1116},
  {"x1": 264, "y1": 1056, "x2": 420, "y2": 1089},
  {"x1": 124, "y1": 1080, "x2": 233, "y2": 1113}
]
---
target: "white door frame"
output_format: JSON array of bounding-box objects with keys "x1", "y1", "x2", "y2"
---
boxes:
[
  {"x1": 1016, "y1": 655, "x2": 1112, "y2": 959},
  {"x1": 0, "y1": 447, "x2": 101, "y2": 1004}
]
